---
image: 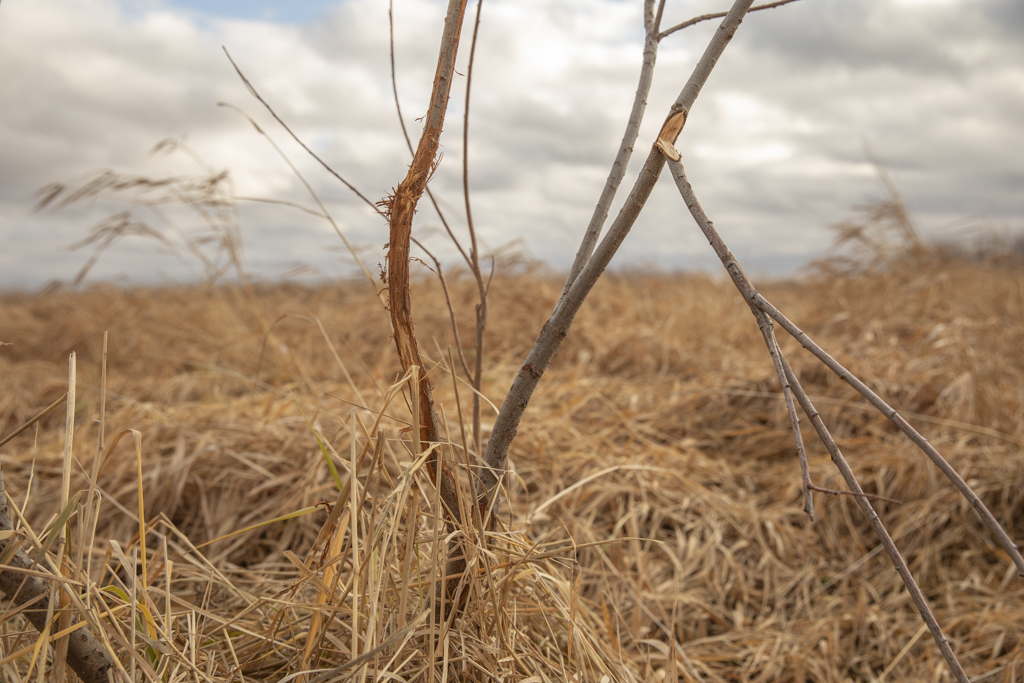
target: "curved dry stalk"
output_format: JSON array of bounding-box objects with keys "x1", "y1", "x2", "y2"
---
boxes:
[
  {"x1": 223, "y1": 48, "x2": 383, "y2": 218},
  {"x1": 217, "y1": 102, "x2": 383, "y2": 302},
  {"x1": 560, "y1": 0, "x2": 666, "y2": 299},
  {"x1": 478, "y1": 0, "x2": 758, "y2": 509},
  {"x1": 0, "y1": 393, "x2": 67, "y2": 450},
  {"x1": 462, "y1": 0, "x2": 490, "y2": 454}
]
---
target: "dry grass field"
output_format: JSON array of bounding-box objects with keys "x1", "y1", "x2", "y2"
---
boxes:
[{"x1": 1, "y1": 249, "x2": 1023, "y2": 681}]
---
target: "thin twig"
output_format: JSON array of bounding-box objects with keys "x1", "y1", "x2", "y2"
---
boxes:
[
  {"x1": 388, "y1": 0, "x2": 415, "y2": 158},
  {"x1": 462, "y1": 0, "x2": 489, "y2": 455},
  {"x1": 222, "y1": 48, "x2": 384, "y2": 217},
  {"x1": 807, "y1": 483, "x2": 903, "y2": 506},
  {"x1": 659, "y1": 0, "x2": 802, "y2": 40},
  {"x1": 757, "y1": 321, "x2": 815, "y2": 518},
  {"x1": 411, "y1": 238, "x2": 474, "y2": 381}
]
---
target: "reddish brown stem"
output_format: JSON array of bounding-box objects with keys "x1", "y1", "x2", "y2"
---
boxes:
[{"x1": 383, "y1": 0, "x2": 474, "y2": 621}]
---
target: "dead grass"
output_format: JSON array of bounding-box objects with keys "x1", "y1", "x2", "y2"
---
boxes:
[{"x1": 0, "y1": 254, "x2": 1022, "y2": 681}]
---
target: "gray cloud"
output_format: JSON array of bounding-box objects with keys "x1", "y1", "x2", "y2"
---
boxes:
[{"x1": 0, "y1": 0, "x2": 1021, "y2": 289}]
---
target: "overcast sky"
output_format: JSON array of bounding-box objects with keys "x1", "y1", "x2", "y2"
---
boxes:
[{"x1": 0, "y1": 0, "x2": 1021, "y2": 288}]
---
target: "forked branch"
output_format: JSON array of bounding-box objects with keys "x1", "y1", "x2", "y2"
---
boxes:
[
  {"x1": 753, "y1": 290, "x2": 1024, "y2": 578},
  {"x1": 478, "y1": 0, "x2": 758, "y2": 511},
  {"x1": 664, "y1": 156, "x2": 1021, "y2": 682}
]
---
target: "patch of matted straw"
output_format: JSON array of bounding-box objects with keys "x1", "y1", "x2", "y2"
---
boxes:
[{"x1": 0, "y1": 256, "x2": 1022, "y2": 681}]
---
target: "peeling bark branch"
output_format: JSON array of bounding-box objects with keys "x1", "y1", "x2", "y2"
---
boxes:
[
  {"x1": 478, "y1": 0, "x2": 757, "y2": 510},
  {"x1": 384, "y1": 0, "x2": 467, "y2": 504},
  {"x1": 382, "y1": 0, "x2": 472, "y2": 621},
  {"x1": 388, "y1": 0, "x2": 476, "y2": 276}
]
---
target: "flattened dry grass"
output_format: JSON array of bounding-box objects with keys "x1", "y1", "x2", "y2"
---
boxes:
[{"x1": 0, "y1": 255, "x2": 1022, "y2": 681}]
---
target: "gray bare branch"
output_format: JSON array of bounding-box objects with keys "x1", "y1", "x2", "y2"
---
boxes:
[{"x1": 478, "y1": 0, "x2": 758, "y2": 507}]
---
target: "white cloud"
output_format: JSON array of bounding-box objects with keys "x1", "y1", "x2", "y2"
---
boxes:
[{"x1": 0, "y1": 0, "x2": 1021, "y2": 287}]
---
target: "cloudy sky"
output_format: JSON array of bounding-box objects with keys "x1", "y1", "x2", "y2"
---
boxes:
[{"x1": 0, "y1": 0, "x2": 1021, "y2": 288}]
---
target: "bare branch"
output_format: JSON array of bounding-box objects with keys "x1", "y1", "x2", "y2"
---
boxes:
[
  {"x1": 560, "y1": 0, "x2": 664, "y2": 299},
  {"x1": 665, "y1": 155, "x2": 1023, "y2": 577},
  {"x1": 659, "y1": 0, "x2": 802, "y2": 41},
  {"x1": 756, "y1": 289, "x2": 1024, "y2": 578},
  {"x1": 779, "y1": 356, "x2": 969, "y2": 682},
  {"x1": 478, "y1": 0, "x2": 758, "y2": 510}
]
